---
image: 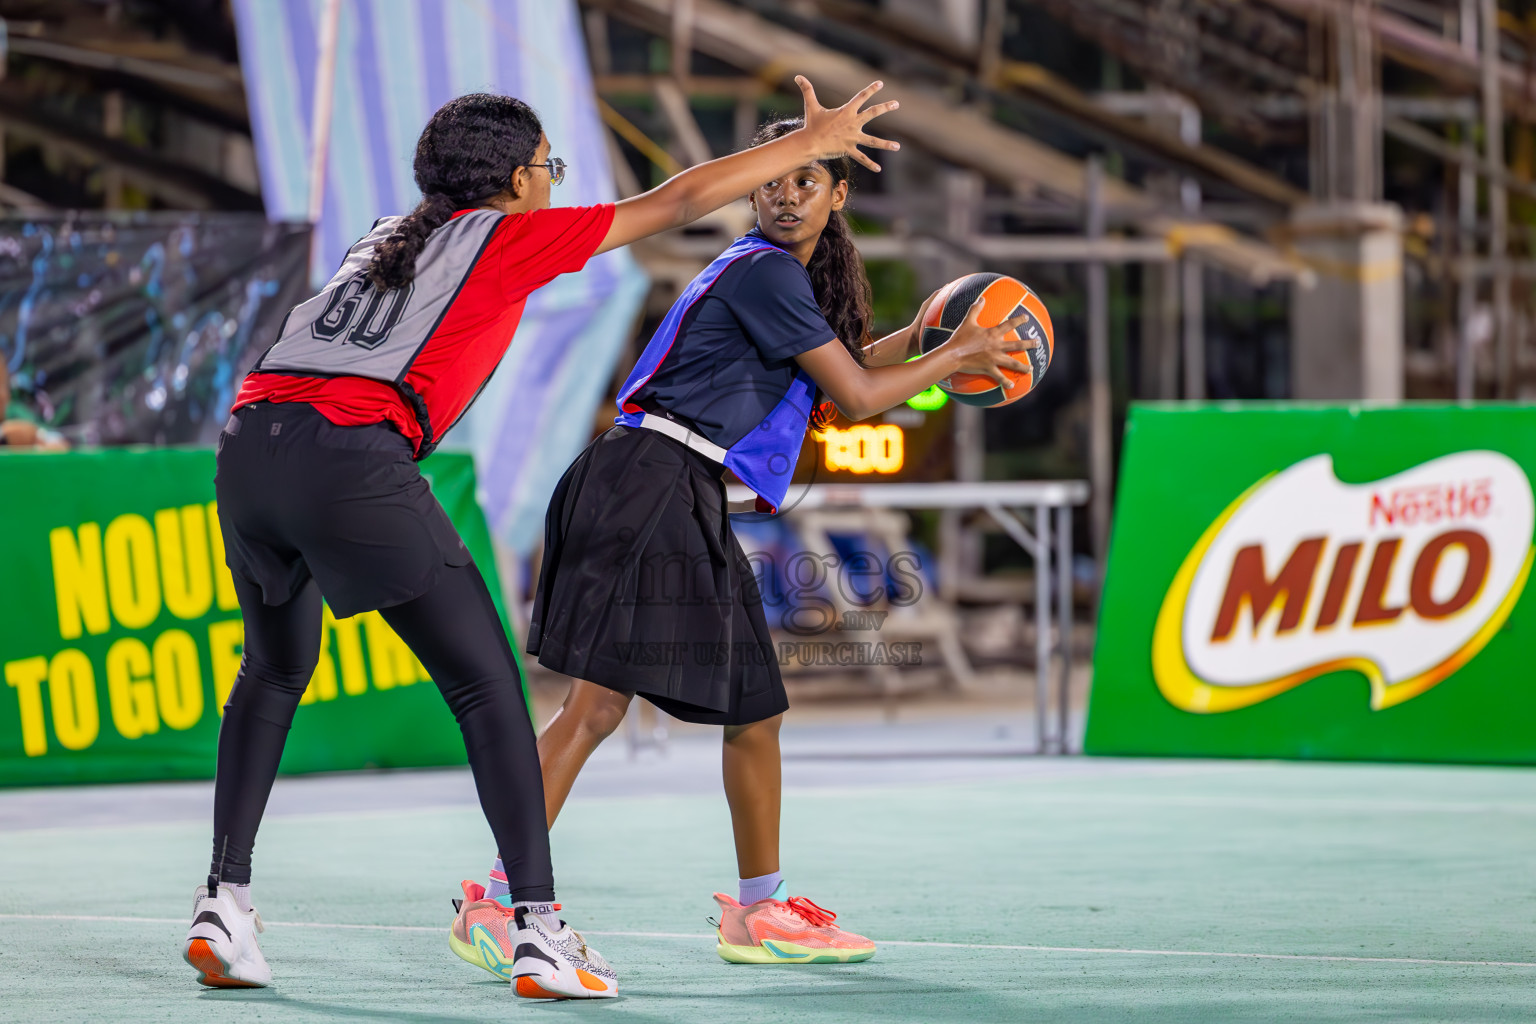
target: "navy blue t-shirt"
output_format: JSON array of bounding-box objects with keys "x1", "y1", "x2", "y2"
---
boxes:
[{"x1": 631, "y1": 234, "x2": 836, "y2": 449}]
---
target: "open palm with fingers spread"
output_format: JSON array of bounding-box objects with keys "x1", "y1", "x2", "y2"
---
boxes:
[{"x1": 794, "y1": 75, "x2": 901, "y2": 173}]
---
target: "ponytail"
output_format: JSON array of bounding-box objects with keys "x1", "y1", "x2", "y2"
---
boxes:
[
  {"x1": 366, "y1": 92, "x2": 544, "y2": 290},
  {"x1": 805, "y1": 206, "x2": 873, "y2": 366},
  {"x1": 367, "y1": 193, "x2": 459, "y2": 290}
]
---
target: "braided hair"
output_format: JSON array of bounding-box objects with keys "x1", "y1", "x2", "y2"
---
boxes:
[
  {"x1": 367, "y1": 93, "x2": 543, "y2": 290},
  {"x1": 750, "y1": 118, "x2": 874, "y2": 365}
]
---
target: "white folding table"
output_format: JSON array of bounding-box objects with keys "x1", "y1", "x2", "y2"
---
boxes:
[{"x1": 728, "y1": 480, "x2": 1091, "y2": 754}]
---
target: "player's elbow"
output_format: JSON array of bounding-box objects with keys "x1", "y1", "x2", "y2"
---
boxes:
[
  {"x1": 828, "y1": 392, "x2": 876, "y2": 423},
  {"x1": 662, "y1": 178, "x2": 703, "y2": 230}
]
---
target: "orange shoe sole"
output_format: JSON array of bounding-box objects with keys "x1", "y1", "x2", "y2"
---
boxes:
[
  {"x1": 514, "y1": 976, "x2": 569, "y2": 999},
  {"x1": 186, "y1": 938, "x2": 262, "y2": 988}
]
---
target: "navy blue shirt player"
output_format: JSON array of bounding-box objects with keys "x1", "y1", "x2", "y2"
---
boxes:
[
  {"x1": 616, "y1": 230, "x2": 834, "y2": 511},
  {"x1": 523, "y1": 117, "x2": 1031, "y2": 969}
]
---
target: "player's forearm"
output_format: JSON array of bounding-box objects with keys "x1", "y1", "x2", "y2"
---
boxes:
[
  {"x1": 861, "y1": 324, "x2": 920, "y2": 367},
  {"x1": 598, "y1": 131, "x2": 822, "y2": 253},
  {"x1": 673, "y1": 130, "x2": 822, "y2": 224},
  {"x1": 805, "y1": 348, "x2": 962, "y2": 422}
]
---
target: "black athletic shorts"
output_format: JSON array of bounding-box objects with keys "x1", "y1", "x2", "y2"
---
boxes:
[{"x1": 214, "y1": 401, "x2": 472, "y2": 618}]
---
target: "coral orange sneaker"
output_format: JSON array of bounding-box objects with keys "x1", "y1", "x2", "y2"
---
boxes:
[
  {"x1": 449, "y1": 880, "x2": 520, "y2": 981},
  {"x1": 711, "y1": 893, "x2": 876, "y2": 964}
]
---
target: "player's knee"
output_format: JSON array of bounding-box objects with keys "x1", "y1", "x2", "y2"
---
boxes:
[
  {"x1": 564, "y1": 685, "x2": 626, "y2": 741},
  {"x1": 561, "y1": 681, "x2": 632, "y2": 742},
  {"x1": 581, "y1": 699, "x2": 629, "y2": 742},
  {"x1": 725, "y1": 713, "x2": 783, "y2": 746},
  {"x1": 235, "y1": 650, "x2": 317, "y2": 699}
]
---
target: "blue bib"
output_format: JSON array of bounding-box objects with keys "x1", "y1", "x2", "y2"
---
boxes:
[{"x1": 615, "y1": 236, "x2": 815, "y2": 513}]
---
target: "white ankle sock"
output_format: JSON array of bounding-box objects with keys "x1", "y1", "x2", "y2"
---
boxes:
[
  {"x1": 225, "y1": 883, "x2": 252, "y2": 913},
  {"x1": 514, "y1": 901, "x2": 563, "y2": 931}
]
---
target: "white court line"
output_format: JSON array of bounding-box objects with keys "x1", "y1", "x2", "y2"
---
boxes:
[
  {"x1": 870, "y1": 940, "x2": 1536, "y2": 968},
  {"x1": 979, "y1": 793, "x2": 1536, "y2": 816},
  {"x1": 3, "y1": 913, "x2": 1534, "y2": 968}
]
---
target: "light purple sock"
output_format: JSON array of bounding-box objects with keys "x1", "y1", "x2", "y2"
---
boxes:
[
  {"x1": 487, "y1": 858, "x2": 509, "y2": 900},
  {"x1": 487, "y1": 860, "x2": 560, "y2": 930},
  {"x1": 738, "y1": 871, "x2": 783, "y2": 905}
]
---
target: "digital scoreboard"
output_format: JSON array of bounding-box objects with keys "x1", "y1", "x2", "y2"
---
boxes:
[{"x1": 796, "y1": 387, "x2": 955, "y2": 483}]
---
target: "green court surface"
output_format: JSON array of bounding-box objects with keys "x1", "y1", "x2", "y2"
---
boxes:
[{"x1": 3, "y1": 745, "x2": 1536, "y2": 1023}]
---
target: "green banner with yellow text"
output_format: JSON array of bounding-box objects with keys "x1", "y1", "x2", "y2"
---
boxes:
[
  {"x1": 0, "y1": 448, "x2": 518, "y2": 787},
  {"x1": 1086, "y1": 404, "x2": 1536, "y2": 763}
]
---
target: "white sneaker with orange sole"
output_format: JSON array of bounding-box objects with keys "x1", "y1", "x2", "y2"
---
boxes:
[
  {"x1": 448, "y1": 882, "x2": 617, "y2": 999},
  {"x1": 182, "y1": 884, "x2": 272, "y2": 988},
  {"x1": 507, "y1": 904, "x2": 618, "y2": 999}
]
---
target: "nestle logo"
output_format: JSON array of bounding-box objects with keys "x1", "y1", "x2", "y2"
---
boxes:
[
  {"x1": 1368, "y1": 480, "x2": 1492, "y2": 528},
  {"x1": 1153, "y1": 451, "x2": 1535, "y2": 715}
]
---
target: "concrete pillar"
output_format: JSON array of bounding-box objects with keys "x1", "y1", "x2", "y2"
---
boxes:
[{"x1": 1289, "y1": 202, "x2": 1404, "y2": 400}]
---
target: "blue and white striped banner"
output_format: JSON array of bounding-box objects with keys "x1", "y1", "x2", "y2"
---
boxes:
[{"x1": 230, "y1": 0, "x2": 647, "y2": 554}]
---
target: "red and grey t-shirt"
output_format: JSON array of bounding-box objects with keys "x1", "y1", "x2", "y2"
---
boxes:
[{"x1": 235, "y1": 203, "x2": 615, "y2": 456}]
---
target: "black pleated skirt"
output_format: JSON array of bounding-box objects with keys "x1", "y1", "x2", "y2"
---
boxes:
[{"x1": 528, "y1": 425, "x2": 787, "y2": 725}]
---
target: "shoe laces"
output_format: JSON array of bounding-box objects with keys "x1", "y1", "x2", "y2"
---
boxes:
[
  {"x1": 484, "y1": 900, "x2": 517, "y2": 920},
  {"x1": 570, "y1": 929, "x2": 606, "y2": 968},
  {"x1": 778, "y1": 896, "x2": 837, "y2": 928},
  {"x1": 549, "y1": 923, "x2": 606, "y2": 970}
]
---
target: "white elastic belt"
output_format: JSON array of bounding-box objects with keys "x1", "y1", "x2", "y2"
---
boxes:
[{"x1": 634, "y1": 413, "x2": 730, "y2": 465}]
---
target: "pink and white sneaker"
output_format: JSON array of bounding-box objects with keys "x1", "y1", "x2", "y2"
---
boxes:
[{"x1": 711, "y1": 893, "x2": 876, "y2": 964}]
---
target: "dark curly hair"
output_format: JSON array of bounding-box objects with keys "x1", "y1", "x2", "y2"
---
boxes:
[
  {"x1": 750, "y1": 118, "x2": 873, "y2": 362},
  {"x1": 367, "y1": 93, "x2": 543, "y2": 290}
]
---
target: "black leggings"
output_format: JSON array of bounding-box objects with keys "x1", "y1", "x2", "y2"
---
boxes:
[{"x1": 209, "y1": 564, "x2": 553, "y2": 902}]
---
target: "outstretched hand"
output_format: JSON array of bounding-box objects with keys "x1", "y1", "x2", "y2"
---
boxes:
[
  {"x1": 796, "y1": 76, "x2": 900, "y2": 173},
  {"x1": 596, "y1": 75, "x2": 900, "y2": 255}
]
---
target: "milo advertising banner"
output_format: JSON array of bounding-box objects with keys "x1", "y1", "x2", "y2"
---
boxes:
[
  {"x1": 1085, "y1": 404, "x2": 1536, "y2": 763},
  {"x1": 0, "y1": 448, "x2": 515, "y2": 787}
]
